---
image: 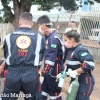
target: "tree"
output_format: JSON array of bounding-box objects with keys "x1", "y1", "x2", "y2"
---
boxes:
[
  {"x1": 0, "y1": 0, "x2": 59, "y2": 29},
  {"x1": 59, "y1": 0, "x2": 78, "y2": 12},
  {"x1": 34, "y1": 0, "x2": 57, "y2": 11},
  {"x1": 95, "y1": 0, "x2": 100, "y2": 2},
  {"x1": 1, "y1": 0, "x2": 100, "y2": 29},
  {"x1": 1, "y1": 0, "x2": 32, "y2": 29},
  {"x1": 0, "y1": 0, "x2": 78, "y2": 29},
  {"x1": 0, "y1": 17, "x2": 3, "y2": 23}
]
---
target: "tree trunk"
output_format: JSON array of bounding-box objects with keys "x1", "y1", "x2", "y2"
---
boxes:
[{"x1": 12, "y1": 0, "x2": 32, "y2": 30}]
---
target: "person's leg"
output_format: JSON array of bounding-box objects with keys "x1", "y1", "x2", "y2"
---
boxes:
[
  {"x1": 21, "y1": 81, "x2": 39, "y2": 100},
  {"x1": 37, "y1": 81, "x2": 42, "y2": 100},
  {"x1": 3, "y1": 70, "x2": 8, "y2": 85},
  {"x1": 21, "y1": 68, "x2": 40, "y2": 100},
  {"x1": 49, "y1": 61, "x2": 63, "y2": 100},
  {"x1": 41, "y1": 74, "x2": 48, "y2": 100},
  {"x1": 2, "y1": 69, "x2": 21, "y2": 100},
  {"x1": 49, "y1": 92, "x2": 62, "y2": 100},
  {"x1": 46, "y1": 75, "x2": 62, "y2": 100},
  {"x1": 75, "y1": 76, "x2": 95, "y2": 100}
]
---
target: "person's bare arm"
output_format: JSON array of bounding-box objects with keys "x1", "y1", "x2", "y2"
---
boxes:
[
  {"x1": 76, "y1": 67, "x2": 84, "y2": 74},
  {"x1": 0, "y1": 61, "x2": 5, "y2": 73}
]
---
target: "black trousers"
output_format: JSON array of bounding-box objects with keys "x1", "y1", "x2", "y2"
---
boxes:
[
  {"x1": 42, "y1": 60, "x2": 63, "y2": 100},
  {"x1": 2, "y1": 66, "x2": 41, "y2": 100},
  {"x1": 75, "y1": 74, "x2": 95, "y2": 100}
]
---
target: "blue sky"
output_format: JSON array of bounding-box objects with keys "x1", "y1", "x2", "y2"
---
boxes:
[{"x1": 82, "y1": 0, "x2": 88, "y2": 11}]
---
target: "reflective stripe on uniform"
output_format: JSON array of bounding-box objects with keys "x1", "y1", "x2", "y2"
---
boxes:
[
  {"x1": 66, "y1": 60, "x2": 81, "y2": 65},
  {"x1": 6, "y1": 33, "x2": 11, "y2": 65},
  {"x1": 54, "y1": 36, "x2": 63, "y2": 45},
  {"x1": 42, "y1": 91, "x2": 48, "y2": 97},
  {"x1": 45, "y1": 60, "x2": 55, "y2": 66},
  {"x1": 34, "y1": 34, "x2": 42, "y2": 66},
  {"x1": 84, "y1": 61, "x2": 95, "y2": 67},
  {"x1": 49, "y1": 93, "x2": 61, "y2": 99},
  {"x1": 54, "y1": 36, "x2": 65, "y2": 59},
  {"x1": 39, "y1": 61, "x2": 42, "y2": 65}
]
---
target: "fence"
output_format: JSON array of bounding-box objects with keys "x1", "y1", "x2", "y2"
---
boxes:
[
  {"x1": 68, "y1": 10, "x2": 100, "y2": 62},
  {"x1": 31, "y1": 10, "x2": 100, "y2": 62},
  {"x1": 36, "y1": 10, "x2": 100, "y2": 62},
  {"x1": 0, "y1": 10, "x2": 100, "y2": 62}
]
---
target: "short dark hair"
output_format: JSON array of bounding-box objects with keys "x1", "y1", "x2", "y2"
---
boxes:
[
  {"x1": 64, "y1": 30, "x2": 80, "y2": 42},
  {"x1": 37, "y1": 15, "x2": 51, "y2": 28},
  {"x1": 20, "y1": 12, "x2": 33, "y2": 21},
  {"x1": 70, "y1": 21, "x2": 76, "y2": 23}
]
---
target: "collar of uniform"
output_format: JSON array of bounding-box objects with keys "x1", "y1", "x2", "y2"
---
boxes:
[
  {"x1": 45, "y1": 30, "x2": 56, "y2": 39},
  {"x1": 19, "y1": 27, "x2": 32, "y2": 30},
  {"x1": 72, "y1": 44, "x2": 81, "y2": 50}
]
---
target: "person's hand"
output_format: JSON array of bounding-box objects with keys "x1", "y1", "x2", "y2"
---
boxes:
[
  {"x1": 0, "y1": 66, "x2": 4, "y2": 74},
  {"x1": 56, "y1": 71, "x2": 67, "y2": 81},
  {"x1": 68, "y1": 69, "x2": 79, "y2": 78},
  {"x1": 56, "y1": 73, "x2": 61, "y2": 81},
  {"x1": 0, "y1": 61, "x2": 5, "y2": 74},
  {"x1": 38, "y1": 71, "x2": 44, "y2": 84}
]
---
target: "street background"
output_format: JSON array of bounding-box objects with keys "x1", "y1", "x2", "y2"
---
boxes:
[{"x1": 0, "y1": 48, "x2": 100, "y2": 100}]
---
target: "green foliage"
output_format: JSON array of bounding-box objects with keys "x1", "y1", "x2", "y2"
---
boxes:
[
  {"x1": 59, "y1": 0, "x2": 78, "y2": 12},
  {"x1": 33, "y1": 0, "x2": 56, "y2": 11},
  {"x1": 38, "y1": 2, "x2": 55, "y2": 11},
  {"x1": 34, "y1": 0, "x2": 78, "y2": 11},
  {"x1": 1, "y1": 0, "x2": 100, "y2": 24},
  {"x1": 1, "y1": 0, "x2": 79, "y2": 24},
  {"x1": 93, "y1": 0, "x2": 100, "y2": 3},
  {"x1": 0, "y1": 17, "x2": 3, "y2": 23},
  {"x1": 3, "y1": 10, "x2": 13, "y2": 23}
]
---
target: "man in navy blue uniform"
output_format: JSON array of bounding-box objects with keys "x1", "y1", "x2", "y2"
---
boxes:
[
  {"x1": 37, "y1": 15, "x2": 65, "y2": 100},
  {"x1": 2, "y1": 12, "x2": 45, "y2": 100}
]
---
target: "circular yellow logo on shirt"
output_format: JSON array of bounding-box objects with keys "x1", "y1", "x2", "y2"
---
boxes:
[{"x1": 16, "y1": 36, "x2": 31, "y2": 49}]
